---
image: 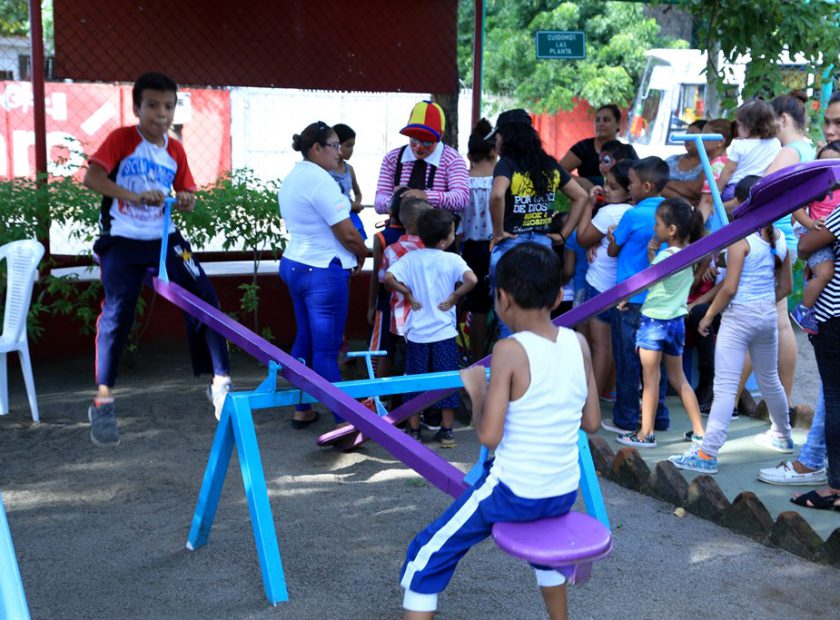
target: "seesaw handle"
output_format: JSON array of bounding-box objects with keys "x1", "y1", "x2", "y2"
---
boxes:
[{"x1": 158, "y1": 197, "x2": 176, "y2": 282}]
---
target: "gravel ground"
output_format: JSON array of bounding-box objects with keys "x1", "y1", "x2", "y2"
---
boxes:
[{"x1": 0, "y1": 343, "x2": 838, "y2": 619}]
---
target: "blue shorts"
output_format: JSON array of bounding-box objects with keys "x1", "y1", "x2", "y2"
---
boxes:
[
  {"x1": 405, "y1": 337, "x2": 460, "y2": 409},
  {"x1": 807, "y1": 246, "x2": 835, "y2": 271},
  {"x1": 635, "y1": 315, "x2": 685, "y2": 356},
  {"x1": 584, "y1": 282, "x2": 613, "y2": 323}
]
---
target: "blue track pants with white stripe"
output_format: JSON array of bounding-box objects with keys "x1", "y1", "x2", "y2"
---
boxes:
[{"x1": 400, "y1": 460, "x2": 576, "y2": 599}]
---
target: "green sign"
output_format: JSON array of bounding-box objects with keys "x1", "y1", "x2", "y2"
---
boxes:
[{"x1": 535, "y1": 31, "x2": 586, "y2": 60}]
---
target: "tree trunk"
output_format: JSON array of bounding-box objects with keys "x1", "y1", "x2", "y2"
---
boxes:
[{"x1": 432, "y1": 92, "x2": 459, "y2": 151}]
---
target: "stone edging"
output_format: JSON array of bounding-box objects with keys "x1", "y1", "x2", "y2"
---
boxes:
[{"x1": 589, "y1": 436, "x2": 840, "y2": 566}]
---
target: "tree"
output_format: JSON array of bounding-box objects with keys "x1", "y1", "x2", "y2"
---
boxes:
[
  {"x1": 0, "y1": 0, "x2": 28, "y2": 37},
  {"x1": 458, "y1": 0, "x2": 687, "y2": 113},
  {"x1": 679, "y1": 0, "x2": 840, "y2": 115}
]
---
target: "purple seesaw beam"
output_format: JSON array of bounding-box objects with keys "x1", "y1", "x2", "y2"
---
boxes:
[
  {"x1": 152, "y1": 277, "x2": 470, "y2": 499},
  {"x1": 319, "y1": 159, "x2": 840, "y2": 449}
]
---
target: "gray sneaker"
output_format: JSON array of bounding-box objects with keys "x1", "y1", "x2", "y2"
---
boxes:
[{"x1": 88, "y1": 402, "x2": 120, "y2": 446}]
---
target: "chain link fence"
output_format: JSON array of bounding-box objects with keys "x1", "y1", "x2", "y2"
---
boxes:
[{"x1": 0, "y1": 0, "x2": 625, "y2": 262}]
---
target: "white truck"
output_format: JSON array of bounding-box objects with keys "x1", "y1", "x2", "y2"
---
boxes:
[{"x1": 625, "y1": 48, "x2": 813, "y2": 159}]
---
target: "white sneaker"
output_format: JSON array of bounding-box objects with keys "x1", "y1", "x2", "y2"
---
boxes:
[
  {"x1": 207, "y1": 378, "x2": 233, "y2": 421},
  {"x1": 754, "y1": 430, "x2": 794, "y2": 454},
  {"x1": 600, "y1": 420, "x2": 636, "y2": 434},
  {"x1": 757, "y1": 460, "x2": 827, "y2": 486}
]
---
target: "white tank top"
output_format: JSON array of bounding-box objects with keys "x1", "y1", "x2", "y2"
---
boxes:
[
  {"x1": 490, "y1": 328, "x2": 587, "y2": 499},
  {"x1": 731, "y1": 230, "x2": 788, "y2": 305}
]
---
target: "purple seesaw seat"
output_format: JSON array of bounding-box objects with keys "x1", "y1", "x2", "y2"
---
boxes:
[{"x1": 491, "y1": 512, "x2": 612, "y2": 585}]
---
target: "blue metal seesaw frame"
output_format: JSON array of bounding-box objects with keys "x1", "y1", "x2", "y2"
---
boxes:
[
  {"x1": 153, "y1": 199, "x2": 610, "y2": 605},
  {"x1": 0, "y1": 490, "x2": 30, "y2": 620},
  {"x1": 152, "y1": 159, "x2": 840, "y2": 605}
]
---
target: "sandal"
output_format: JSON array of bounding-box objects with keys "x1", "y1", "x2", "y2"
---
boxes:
[
  {"x1": 291, "y1": 411, "x2": 319, "y2": 429},
  {"x1": 790, "y1": 490, "x2": 840, "y2": 510}
]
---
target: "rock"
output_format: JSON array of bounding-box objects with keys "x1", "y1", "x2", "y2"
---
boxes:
[
  {"x1": 753, "y1": 399, "x2": 769, "y2": 422},
  {"x1": 643, "y1": 461, "x2": 688, "y2": 506},
  {"x1": 588, "y1": 436, "x2": 616, "y2": 478},
  {"x1": 792, "y1": 403, "x2": 815, "y2": 429},
  {"x1": 770, "y1": 511, "x2": 826, "y2": 561},
  {"x1": 825, "y1": 528, "x2": 840, "y2": 568},
  {"x1": 686, "y1": 475, "x2": 730, "y2": 522},
  {"x1": 739, "y1": 391, "x2": 758, "y2": 418},
  {"x1": 721, "y1": 491, "x2": 774, "y2": 542},
  {"x1": 609, "y1": 447, "x2": 651, "y2": 491}
]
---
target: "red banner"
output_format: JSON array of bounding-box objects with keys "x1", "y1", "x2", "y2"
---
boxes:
[{"x1": 0, "y1": 81, "x2": 231, "y2": 185}]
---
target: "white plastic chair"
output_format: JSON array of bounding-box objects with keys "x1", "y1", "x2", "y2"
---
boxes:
[{"x1": 0, "y1": 240, "x2": 45, "y2": 423}]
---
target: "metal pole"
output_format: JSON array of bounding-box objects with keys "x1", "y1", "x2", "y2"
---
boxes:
[
  {"x1": 471, "y1": 0, "x2": 485, "y2": 127},
  {"x1": 28, "y1": 0, "x2": 50, "y2": 261}
]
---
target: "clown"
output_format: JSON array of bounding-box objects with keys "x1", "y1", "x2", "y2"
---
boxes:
[{"x1": 374, "y1": 100, "x2": 469, "y2": 214}]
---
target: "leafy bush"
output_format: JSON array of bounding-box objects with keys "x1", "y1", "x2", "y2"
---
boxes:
[{"x1": 0, "y1": 168, "x2": 285, "y2": 344}]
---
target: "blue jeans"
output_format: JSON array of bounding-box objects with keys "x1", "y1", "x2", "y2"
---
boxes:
[
  {"x1": 279, "y1": 257, "x2": 350, "y2": 421},
  {"x1": 489, "y1": 234, "x2": 553, "y2": 339},
  {"x1": 610, "y1": 303, "x2": 669, "y2": 430},
  {"x1": 811, "y1": 318, "x2": 840, "y2": 488},
  {"x1": 798, "y1": 386, "x2": 826, "y2": 471}
]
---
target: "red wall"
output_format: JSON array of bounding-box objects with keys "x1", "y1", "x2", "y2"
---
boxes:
[
  {"x1": 533, "y1": 100, "x2": 630, "y2": 161},
  {"x1": 0, "y1": 81, "x2": 230, "y2": 184},
  {"x1": 29, "y1": 270, "x2": 374, "y2": 363}
]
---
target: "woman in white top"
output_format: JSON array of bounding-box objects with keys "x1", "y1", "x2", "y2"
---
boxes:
[{"x1": 277, "y1": 121, "x2": 368, "y2": 428}]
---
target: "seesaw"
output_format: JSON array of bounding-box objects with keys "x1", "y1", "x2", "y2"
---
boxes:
[
  {"x1": 152, "y1": 200, "x2": 612, "y2": 605},
  {"x1": 318, "y1": 158, "x2": 840, "y2": 451},
  {"x1": 153, "y1": 158, "x2": 839, "y2": 605},
  {"x1": 0, "y1": 489, "x2": 30, "y2": 620}
]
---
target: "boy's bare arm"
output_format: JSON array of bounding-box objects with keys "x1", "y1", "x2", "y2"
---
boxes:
[
  {"x1": 384, "y1": 272, "x2": 421, "y2": 309},
  {"x1": 439, "y1": 269, "x2": 478, "y2": 311},
  {"x1": 716, "y1": 160, "x2": 737, "y2": 191},
  {"x1": 84, "y1": 162, "x2": 164, "y2": 205},
  {"x1": 474, "y1": 339, "x2": 523, "y2": 448},
  {"x1": 606, "y1": 225, "x2": 620, "y2": 257},
  {"x1": 576, "y1": 333, "x2": 601, "y2": 434}
]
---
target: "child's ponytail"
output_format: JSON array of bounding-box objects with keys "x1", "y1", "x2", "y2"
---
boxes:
[
  {"x1": 657, "y1": 197, "x2": 705, "y2": 245},
  {"x1": 763, "y1": 224, "x2": 783, "y2": 271}
]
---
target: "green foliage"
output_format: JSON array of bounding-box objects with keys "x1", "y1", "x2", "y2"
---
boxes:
[
  {"x1": 459, "y1": 0, "x2": 686, "y2": 113},
  {"x1": 680, "y1": 0, "x2": 840, "y2": 113},
  {"x1": 0, "y1": 168, "x2": 285, "y2": 346},
  {"x1": 0, "y1": 0, "x2": 28, "y2": 37},
  {"x1": 190, "y1": 168, "x2": 285, "y2": 335}
]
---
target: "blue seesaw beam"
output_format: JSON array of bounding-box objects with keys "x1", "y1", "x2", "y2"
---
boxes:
[{"x1": 0, "y1": 490, "x2": 30, "y2": 620}]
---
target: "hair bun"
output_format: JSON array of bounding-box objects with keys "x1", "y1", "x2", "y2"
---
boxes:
[
  {"x1": 291, "y1": 133, "x2": 302, "y2": 152},
  {"x1": 471, "y1": 118, "x2": 493, "y2": 138},
  {"x1": 790, "y1": 89, "x2": 808, "y2": 104}
]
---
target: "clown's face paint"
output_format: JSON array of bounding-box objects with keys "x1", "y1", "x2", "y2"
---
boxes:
[{"x1": 409, "y1": 137, "x2": 436, "y2": 160}]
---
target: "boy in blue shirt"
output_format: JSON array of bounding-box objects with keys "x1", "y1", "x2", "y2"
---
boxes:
[
  {"x1": 604, "y1": 157, "x2": 670, "y2": 433},
  {"x1": 83, "y1": 72, "x2": 232, "y2": 446},
  {"x1": 399, "y1": 242, "x2": 599, "y2": 620}
]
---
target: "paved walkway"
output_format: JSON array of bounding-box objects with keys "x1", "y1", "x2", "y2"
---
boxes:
[{"x1": 596, "y1": 328, "x2": 838, "y2": 540}]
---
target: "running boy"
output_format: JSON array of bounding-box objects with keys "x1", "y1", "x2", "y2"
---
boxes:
[
  {"x1": 83, "y1": 72, "x2": 232, "y2": 446},
  {"x1": 385, "y1": 209, "x2": 477, "y2": 445},
  {"x1": 399, "y1": 242, "x2": 600, "y2": 620}
]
